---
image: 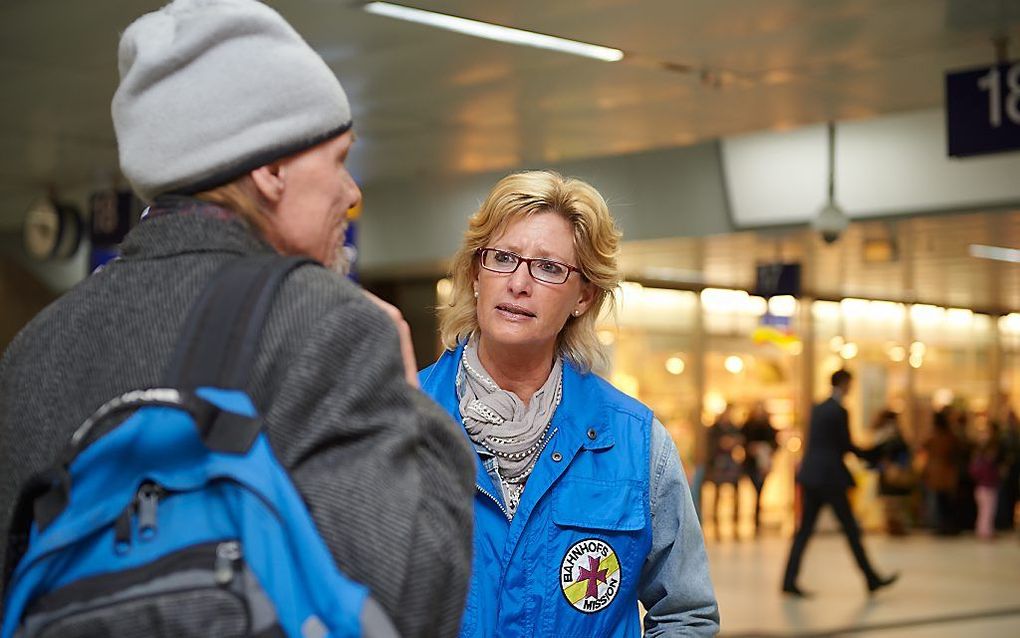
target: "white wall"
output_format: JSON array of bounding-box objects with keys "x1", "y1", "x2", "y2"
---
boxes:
[
  {"x1": 722, "y1": 108, "x2": 1020, "y2": 227},
  {"x1": 358, "y1": 142, "x2": 734, "y2": 273}
]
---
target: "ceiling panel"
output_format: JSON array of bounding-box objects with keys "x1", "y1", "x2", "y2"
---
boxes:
[{"x1": 621, "y1": 209, "x2": 1020, "y2": 313}]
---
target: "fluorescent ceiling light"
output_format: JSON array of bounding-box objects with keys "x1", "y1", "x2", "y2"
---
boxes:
[
  {"x1": 970, "y1": 244, "x2": 1020, "y2": 263},
  {"x1": 363, "y1": 2, "x2": 624, "y2": 62}
]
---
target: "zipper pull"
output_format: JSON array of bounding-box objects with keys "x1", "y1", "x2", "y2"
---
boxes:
[
  {"x1": 215, "y1": 541, "x2": 242, "y2": 585},
  {"x1": 137, "y1": 483, "x2": 161, "y2": 540},
  {"x1": 114, "y1": 506, "x2": 132, "y2": 555}
]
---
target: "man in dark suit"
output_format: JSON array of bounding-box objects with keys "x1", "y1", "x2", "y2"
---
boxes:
[{"x1": 781, "y1": 370, "x2": 899, "y2": 597}]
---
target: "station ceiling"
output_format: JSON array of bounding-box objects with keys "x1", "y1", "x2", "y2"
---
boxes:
[{"x1": 3, "y1": 0, "x2": 1019, "y2": 227}]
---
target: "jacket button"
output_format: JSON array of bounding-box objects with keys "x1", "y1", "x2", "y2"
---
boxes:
[
  {"x1": 551, "y1": 452, "x2": 563, "y2": 462},
  {"x1": 587, "y1": 428, "x2": 597, "y2": 440}
]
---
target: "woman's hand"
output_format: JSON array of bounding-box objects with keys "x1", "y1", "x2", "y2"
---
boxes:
[{"x1": 362, "y1": 290, "x2": 420, "y2": 388}]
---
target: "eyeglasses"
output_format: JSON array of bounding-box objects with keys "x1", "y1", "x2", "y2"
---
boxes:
[{"x1": 476, "y1": 247, "x2": 582, "y2": 285}]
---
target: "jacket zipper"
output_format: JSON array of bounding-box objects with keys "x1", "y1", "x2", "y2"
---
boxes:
[
  {"x1": 475, "y1": 483, "x2": 511, "y2": 522},
  {"x1": 474, "y1": 426, "x2": 561, "y2": 524}
]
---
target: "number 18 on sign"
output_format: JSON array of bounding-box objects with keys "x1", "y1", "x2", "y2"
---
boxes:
[{"x1": 946, "y1": 61, "x2": 1020, "y2": 157}]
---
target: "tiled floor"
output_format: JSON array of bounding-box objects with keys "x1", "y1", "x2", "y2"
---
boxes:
[{"x1": 707, "y1": 532, "x2": 1020, "y2": 637}]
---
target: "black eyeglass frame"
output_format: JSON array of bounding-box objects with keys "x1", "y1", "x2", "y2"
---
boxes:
[{"x1": 475, "y1": 247, "x2": 584, "y2": 284}]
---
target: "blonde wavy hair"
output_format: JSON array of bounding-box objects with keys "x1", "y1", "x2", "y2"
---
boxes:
[
  {"x1": 439, "y1": 170, "x2": 622, "y2": 372},
  {"x1": 193, "y1": 175, "x2": 273, "y2": 237}
]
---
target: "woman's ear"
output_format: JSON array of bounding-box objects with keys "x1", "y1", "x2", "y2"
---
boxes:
[
  {"x1": 250, "y1": 162, "x2": 286, "y2": 205},
  {"x1": 575, "y1": 280, "x2": 596, "y2": 315}
]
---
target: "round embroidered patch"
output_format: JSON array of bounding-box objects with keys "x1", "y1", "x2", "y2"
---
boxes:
[{"x1": 559, "y1": 538, "x2": 621, "y2": 613}]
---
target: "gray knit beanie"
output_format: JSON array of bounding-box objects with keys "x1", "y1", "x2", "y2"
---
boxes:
[{"x1": 112, "y1": 0, "x2": 352, "y2": 202}]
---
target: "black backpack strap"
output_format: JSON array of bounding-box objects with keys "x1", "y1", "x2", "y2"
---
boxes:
[
  {"x1": 162, "y1": 254, "x2": 315, "y2": 453},
  {"x1": 165, "y1": 255, "x2": 313, "y2": 389},
  {"x1": 4, "y1": 469, "x2": 67, "y2": 589}
]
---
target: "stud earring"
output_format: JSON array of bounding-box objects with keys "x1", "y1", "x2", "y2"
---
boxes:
[
  {"x1": 573, "y1": 309, "x2": 581, "y2": 316},
  {"x1": 473, "y1": 290, "x2": 479, "y2": 299}
]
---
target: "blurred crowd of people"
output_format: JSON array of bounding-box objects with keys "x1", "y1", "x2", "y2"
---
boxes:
[
  {"x1": 696, "y1": 397, "x2": 1020, "y2": 543},
  {"x1": 700, "y1": 402, "x2": 779, "y2": 538},
  {"x1": 888, "y1": 403, "x2": 1020, "y2": 541}
]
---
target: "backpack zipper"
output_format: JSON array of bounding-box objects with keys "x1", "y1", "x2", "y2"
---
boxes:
[
  {"x1": 113, "y1": 482, "x2": 166, "y2": 553},
  {"x1": 137, "y1": 482, "x2": 165, "y2": 540}
]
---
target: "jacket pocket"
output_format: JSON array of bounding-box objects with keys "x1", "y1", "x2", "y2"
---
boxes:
[
  {"x1": 544, "y1": 479, "x2": 646, "y2": 637},
  {"x1": 551, "y1": 478, "x2": 645, "y2": 531}
]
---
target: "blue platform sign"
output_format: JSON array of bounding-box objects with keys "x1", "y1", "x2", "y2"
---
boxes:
[{"x1": 946, "y1": 61, "x2": 1020, "y2": 157}]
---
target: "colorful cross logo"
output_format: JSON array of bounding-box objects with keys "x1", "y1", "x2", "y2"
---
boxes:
[
  {"x1": 560, "y1": 538, "x2": 621, "y2": 613},
  {"x1": 578, "y1": 555, "x2": 608, "y2": 599}
]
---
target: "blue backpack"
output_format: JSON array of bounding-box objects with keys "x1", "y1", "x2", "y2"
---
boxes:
[{"x1": 2, "y1": 256, "x2": 397, "y2": 638}]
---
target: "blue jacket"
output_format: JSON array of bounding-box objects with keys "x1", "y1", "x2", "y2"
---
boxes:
[{"x1": 421, "y1": 344, "x2": 655, "y2": 638}]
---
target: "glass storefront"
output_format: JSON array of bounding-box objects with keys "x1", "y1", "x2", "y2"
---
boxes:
[
  {"x1": 597, "y1": 286, "x2": 806, "y2": 537},
  {"x1": 595, "y1": 284, "x2": 700, "y2": 465},
  {"x1": 592, "y1": 284, "x2": 1011, "y2": 537},
  {"x1": 998, "y1": 313, "x2": 1020, "y2": 420}
]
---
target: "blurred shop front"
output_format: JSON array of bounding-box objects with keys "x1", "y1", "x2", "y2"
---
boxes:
[
  {"x1": 588, "y1": 284, "x2": 1018, "y2": 537},
  {"x1": 592, "y1": 284, "x2": 804, "y2": 537}
]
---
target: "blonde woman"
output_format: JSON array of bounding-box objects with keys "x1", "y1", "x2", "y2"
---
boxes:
[{"x1": 420, "y1": 171, "x2": 719, "y2": 637}]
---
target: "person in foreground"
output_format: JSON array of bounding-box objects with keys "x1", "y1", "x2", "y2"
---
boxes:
[
  {"x1": 781, "y1": 370, "x2": 899, "y2": 597},
  {"x1": 0, "y1": 0, "x2": 475, "y2": 634},
  {"x1": 420, "y1": 170, "x2": 720, "y2": 637}
]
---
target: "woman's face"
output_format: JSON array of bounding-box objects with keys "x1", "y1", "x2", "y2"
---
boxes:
[{"x1": 475, "y1": 212, "x2": 593, "y2": 360}]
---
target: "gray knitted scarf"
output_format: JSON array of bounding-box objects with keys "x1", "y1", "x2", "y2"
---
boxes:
[{"x1": 457, "y1": 339, "x2": 562, "y2": 487}]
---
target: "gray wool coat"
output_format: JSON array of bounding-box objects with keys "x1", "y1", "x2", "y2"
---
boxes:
[{"x1": 0, "y1": 199, "x2": 476, "y2": 638}]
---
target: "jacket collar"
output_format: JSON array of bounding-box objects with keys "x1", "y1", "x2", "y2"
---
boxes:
[
  {"x1": 119, "y1": 196, "x2": 276, "y2": 262},
  {"x1": 421, "y1": 342, "x2": 616, "y2": 496},
  {"x1": 423, "y1": 341, "x2": 614, "y2": 448}
]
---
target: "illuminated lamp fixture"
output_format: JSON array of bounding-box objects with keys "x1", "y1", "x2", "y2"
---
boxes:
[
  {"x1": 724, "y1": 355, "x2": 744, "y2": 374},
  {"x1": 665, "y1": 356, "x2": 685, "y2": 375},
  {"x1": 862, "y1": 237, "x2": 898, "y2": 263},
  {"x1": 811, "y1": 121, "x2": 849, "y2": 244},
  {"x1": 363, "y1": 2, "x2": 624, "y2": 62},
  {"x1": 969, "y1": 244, "x2": 1020, "y2": 263}
]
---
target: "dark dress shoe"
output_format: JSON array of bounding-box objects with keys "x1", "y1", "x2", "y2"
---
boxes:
[
  {"x1": 867, "y1": 572, "x2": 900, "y2": 594},
  {"x1": 782, "y1": 584, "x2": 812, "y2": 598}
]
